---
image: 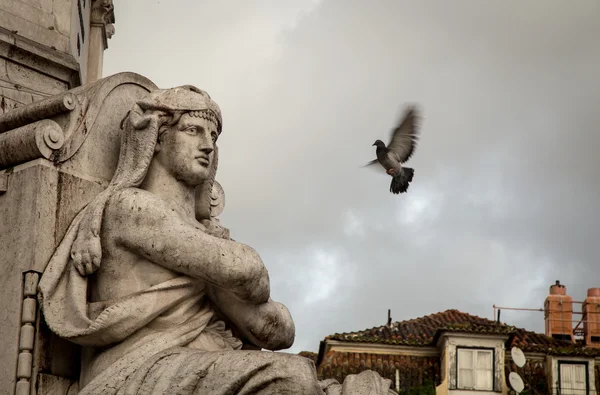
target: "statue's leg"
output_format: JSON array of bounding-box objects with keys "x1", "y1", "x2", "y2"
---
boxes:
[
  {"x1": 199, "y1": 350, "x2": 324, "y2": 395},
  {"x1": 116, "y1": 347, "x2": 324, "y2": 395}
]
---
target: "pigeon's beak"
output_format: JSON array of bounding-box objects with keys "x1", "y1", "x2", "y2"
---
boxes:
[{"x1": 372, "y1": 143, "x2": 376, "y2": 146}]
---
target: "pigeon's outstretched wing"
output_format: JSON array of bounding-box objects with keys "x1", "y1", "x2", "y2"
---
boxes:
[
  {"x1": 387, "y1": 107, "x2": 421, "y2": 163},
  {"x1": 361, "y1": 159, "x2": 388, "y2": 175}
]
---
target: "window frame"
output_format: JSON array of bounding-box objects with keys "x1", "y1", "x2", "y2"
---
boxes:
[
  {"x1": 455, "y1": 346, "x2": 496, "y2": 391},
  {"x1": 557, "y1": 360, "x2": 589, "y2": 395}
]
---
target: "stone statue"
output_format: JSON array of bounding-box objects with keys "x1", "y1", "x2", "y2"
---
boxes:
[{"x1": 38, "y1": 85, "x2": 395, "y2": 394}]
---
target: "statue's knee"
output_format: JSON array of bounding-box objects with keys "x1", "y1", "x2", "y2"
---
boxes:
[
  {"x1": 277, "y1": 355, "x2": 320, "y2": 388},
  {"x1": 278, "y1": 354, "x2": 316, "y2": 374}
]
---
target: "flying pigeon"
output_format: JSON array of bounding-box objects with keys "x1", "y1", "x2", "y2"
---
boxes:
[{"x1": 364, "y1": 106, "x2": 421, "y2": 194}]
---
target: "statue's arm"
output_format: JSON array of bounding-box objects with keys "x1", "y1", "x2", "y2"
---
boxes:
[
  {"x1": 208, "y1": 285, "x2": 295, "y2": 351},
  {"x1": 106, "y1": 189, "x2": 270, "y2": 304}
]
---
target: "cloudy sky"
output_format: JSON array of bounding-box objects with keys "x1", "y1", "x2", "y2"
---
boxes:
[{"x1": 104, "y1": 0, "x2": 600, "y2": 353}]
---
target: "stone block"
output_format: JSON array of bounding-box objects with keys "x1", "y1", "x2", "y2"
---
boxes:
[
  {"x1": 0, "y1": 0, "x2": 54, "y2": 29},
  {"x1": 0, "y1": 162, "x2": 59, "y2": 394},
  {"x1": 52, "y1": 0, "x2": 72, "y2": 37},
  {"x1": 36, "y1": 373, "x2": 79, "y2": 395},
  {"x1": 0, "y1": 96, "x2": 25, "y2": 115},
  {"x1": 0, "y1": 57, "x2": 8, "y2": 78},
  {"x1": 0, "y1": 41, "x2": 80, "y2": 88},
  {"x1": 20, "y1": 0, "x2": 53, "y2": 13},
  {"x1": 7, "y1": 61, "x2": 68, "y2": 95},
  {"x1": 0, "y1": 87, "x2": 34, "y2": 107},
  {"x1": 0, "y1": 9, "x2": 69, "y2": 52}
]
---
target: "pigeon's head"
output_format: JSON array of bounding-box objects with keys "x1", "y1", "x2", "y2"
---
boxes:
[{"x1": 372, "y1": 139, "x2": 386, "y2": 148}]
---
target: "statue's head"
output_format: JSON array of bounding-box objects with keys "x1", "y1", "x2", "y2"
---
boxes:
[
  {"x1": 155, "y1": 111, "x2": 219, "y2": 186},
  {"x1": 115, "y1": 85, "x2": 223, "y2": 189}
]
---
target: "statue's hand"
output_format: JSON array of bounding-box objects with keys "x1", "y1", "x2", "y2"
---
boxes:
[
  {"x1": 71, "y1": 232, "x2": 102, "y2": 276},
  {"x1": 200, "y1": 219, "x2": 231, "y2": 240}
]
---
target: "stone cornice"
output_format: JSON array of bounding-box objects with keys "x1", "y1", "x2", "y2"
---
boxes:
[
  {"x1": 0, "y1": 27, "x2": 80, "y2": 87},
  {"x1": 324, "y1": 340, "x2": 440, "y2": 357}
]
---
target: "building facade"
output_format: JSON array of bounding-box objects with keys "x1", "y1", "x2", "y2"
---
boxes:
[{"x1": 310, "y1": 283, "x2": 600, "y2": 394}]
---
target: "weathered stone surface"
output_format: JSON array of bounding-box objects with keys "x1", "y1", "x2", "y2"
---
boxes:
[
  {"x1": 7, "y1": 61, "x2": 68, "y2": 96},
  {"x1": 58, "y1": 83, "x2": 151, "y2": 181},
  {"x1": 0, "y1": 161, "x2": 59, "y2": 394},
  {"x1": 22, "y1": 0, "x2": 53, "y2": 14},
  {"x1": 0, "y1": 57, "x2": 7, "y2": 78},
  {"x1": 0, "y1": 40, "x2": 79, "y2": 89},
  {"x1": 51, "y1": 0, "x2": 71, "y2": 37},
  {"x1": 0, "y1": 0, "x2": 54, "y2": 30},
  {"x1": 0, "y1": 119, "x2": 65, "y2": 168},
  {"x1": 0, "y1": 10, "x2": 69, "y2": 52},
  {"x1": 36, "y1": 373, "x2": 79, "y2": 395},
  {"x1": 0, "y1": 87, "x2": 34, "y2": 109}
]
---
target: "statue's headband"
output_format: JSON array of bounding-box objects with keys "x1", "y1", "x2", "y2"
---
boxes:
[{"x1": 137, "y1": 85, "x2": 223, "y2": 133}]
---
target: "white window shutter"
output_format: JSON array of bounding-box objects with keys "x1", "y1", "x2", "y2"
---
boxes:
[
  {"x1": 560, "y1": 363, "x2": 587, "y2": 395},
  {"x1": 458, "y1": 349, "x2": 474, "y2": 389},
  {"x1": 475, "y1": 350, "x2": 493, "y2": 390},
  {"x1": 574, "y1": 364, "x2": 587, "y2": 391}
]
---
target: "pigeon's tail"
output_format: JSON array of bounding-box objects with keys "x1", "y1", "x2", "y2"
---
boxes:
[{"x1": 390, "y1": 167, "x2": 414, "y2": 194}]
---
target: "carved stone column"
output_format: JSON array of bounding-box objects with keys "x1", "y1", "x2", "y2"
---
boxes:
[{"x1": 87, "y1": 0, "x2": 115, "y2": 83}]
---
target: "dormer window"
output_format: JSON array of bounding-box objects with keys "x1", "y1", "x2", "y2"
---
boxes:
[
  {"x1": 558, "y1": 361, "x2": 588, "y2": 394},
  {"x1": 456, "y1": 347, "x2": 494, "y2": 391}
]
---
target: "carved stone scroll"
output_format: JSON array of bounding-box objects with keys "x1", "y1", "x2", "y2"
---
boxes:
[
  {"x1": 0, "y1": 93, "x2": 76, "y2": 134},
  {"x1": 0, "y1": 120, "x2": 65, "y2": 168}
]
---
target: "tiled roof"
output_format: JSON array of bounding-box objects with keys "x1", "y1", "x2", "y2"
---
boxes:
[
  {"x1": 325, "y1": 309, "x2": 600, "y2": 356},
  {"x1": 326, "y1": 309, "x2": 511, "y2": 346}
]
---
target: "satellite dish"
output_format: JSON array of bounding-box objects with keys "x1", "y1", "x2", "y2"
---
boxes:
[
  {"x1": 509, "y1": 372, "x2": 524, "y2": 393},
  {"x1": 511, "y1": 346, "x2": 526, "y2": 368}
]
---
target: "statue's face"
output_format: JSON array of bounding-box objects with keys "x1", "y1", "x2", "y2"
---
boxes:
[{"x1": 156, "y1": 112, "x2": 219, "y2": 186}]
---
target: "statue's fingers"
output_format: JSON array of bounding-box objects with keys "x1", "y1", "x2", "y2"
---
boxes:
[
  {"x1": 74, "y1": 263, "x2": 85, "y2": 276},
  {"x1": 92, "y1": 255, "x2": 101, "y2": 271},
  {"x1": 71, "y1": 250, "x2": 81, "y2": 264},
  {"x1": 84, "y1": 260, "x2": 94, "y2": 276},
  {"x1": 71, "y1": 252, "x2": 85, "y2": 276},
  {"x1": 81, "y1": 251, "x2": 92, "y2": 275}
]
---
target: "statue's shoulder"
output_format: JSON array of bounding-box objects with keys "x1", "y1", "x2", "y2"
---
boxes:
[{"x1": 105, "y1": 187, "x2": 172, "y2": 221}]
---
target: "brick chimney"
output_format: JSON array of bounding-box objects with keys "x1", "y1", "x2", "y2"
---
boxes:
[
  {"x1": 583, "y1": 288, "x2": 600, "y2": 347},
  {"x1": 544, "y1": 281, "x2": 574, "y2": 342}
]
